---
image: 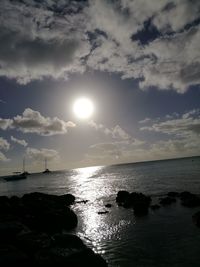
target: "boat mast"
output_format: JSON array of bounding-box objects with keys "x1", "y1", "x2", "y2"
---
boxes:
[
  {"x1": 45, "y1": 158, "x2": 47, "y2": 170},
  {"x1": 23, "y1": 157, "x2": 25, "y2": 173}
]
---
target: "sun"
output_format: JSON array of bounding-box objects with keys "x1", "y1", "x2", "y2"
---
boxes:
[{"x1": 73, "y1": 97, "x2": 94, "y2": 119}]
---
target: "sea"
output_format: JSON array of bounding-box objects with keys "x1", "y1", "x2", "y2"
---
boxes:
[{"x1": 0, "y1": 156, "x2": 200, "y2": 267}]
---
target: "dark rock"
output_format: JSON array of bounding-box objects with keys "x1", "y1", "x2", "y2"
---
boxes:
[
  {"x1": 193, "y1": 211, "x2": 200, "y2": 227},
  {"x1": 36, "y1": 246, "x2": 107, "y2": 267},
  {"x1": 116, "y1": 191, "x2": 151, "y2": 216},
  {"x1": 0, "y1": 196, "x2": 11, "y2": 216},
  {"x1": 0, "y1": 221, "x2": 29, "y2": 244},
  {"x1": 167, "y1": 192, "x2": 180, "y2": 197},
  {"x1": 20, "y1": 192, "x2": 78, "y2": 233},
  {"x1": 76, "y1": 200, "x2": 89, "y2": 204},
  {"x1": 17, "y1": 232, "x2": 51, "y2": 255},
  {"x1": 159, "y1": 197, "x2": 176, "y2": 206},
  {"x1": 24, "y1": 206, "x2": 78, "y2": 233},
  {"x1": 181, "y1": 193, "x2": 200, "y2": 207},
  {"x1": 52, "y1": 233, "x2": 84, "y2": 249},
  {"x1": 180, "y1": 191, "x2": 193, "y2": 200},
  {"x1": 116, "y1": 190, "x2": 130, "y2": 204},
  {"x1": 59, "y1": 194, "x2": 76, "y2": 205},
  {"x1": 105, "y1": 204, "x2": 112, "y2": 208},
  {"x1": 150, "y1": 204, "x2": 161, "y2": 210},
  {"x1": 0, "y1": 245, "x2": 30, "y2": 267},
  {"x1": 98, "y1": 211, "x2": 109, "y2": 215}
]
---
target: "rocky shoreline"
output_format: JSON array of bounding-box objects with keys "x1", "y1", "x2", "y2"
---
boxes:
[
  {"x1": 0, "y1": 192, "x2": 107, "y2": 267},
  {"x1": 1, "y1": 190, "x2": 200, "y2": 266}
]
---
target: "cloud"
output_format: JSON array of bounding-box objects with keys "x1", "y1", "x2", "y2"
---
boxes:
[
  {"x1": 0, "y1": 137, "x2": 10, "y2": 162},
  {"x1": 0, "y1": 0, "x2": 90, "y2": 84},
  {"x1": 0, "y1": 137, "x2": 10, "y2": 151},
  {"x1": 0, "y1": 118, "x2": 12, "y2": 130},
  {"x1": 26, "y1": 147, "x2": 59, "y2": 162},
  {"x1": 140, "y1": 109, "x2": 200, "y2": 136},
  {"x1": 11, "y1": 136, "x2": 28, "y2": 147},
  {"x1": 0, "y1": 151, "x2": 10, "y2": 162},
  {"x1": 11, "y1": 108, "x2": 76, "y2": 136},
  {"x1": 0, "y1": 0, "x2": 199, "y2": 92},
  {"x1": 88, "y1": 120, "x2": 131, "y2": 140},
  {"x1": 139, "y1": 117, "x2": 151, "y2": 124}
]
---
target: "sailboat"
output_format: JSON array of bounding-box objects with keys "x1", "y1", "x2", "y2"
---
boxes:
[
  {"x1": 4, "y1": 158, "x2": 28, "y2": 181},
  {"x1": 43, "y1": 158, "x2": 51, "y2": 174}
]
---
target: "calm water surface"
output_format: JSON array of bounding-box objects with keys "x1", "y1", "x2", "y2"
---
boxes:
[{"x1": 0, "y1": 157, "x2": 200, "y2": 266}]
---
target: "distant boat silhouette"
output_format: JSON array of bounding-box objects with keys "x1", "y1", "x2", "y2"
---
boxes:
[
  {"x1": 4, "y1": 157, "x2": 29, "y2": 181},
  {"x1": 43, "y1": 158, "x2": 51, "y2": 173},
  {"x1": 4, "y1": 172, "x2": 27, "y2": 181},
  {"x1": 22, "y1": 157, "x2": 30, "y2": 175}
]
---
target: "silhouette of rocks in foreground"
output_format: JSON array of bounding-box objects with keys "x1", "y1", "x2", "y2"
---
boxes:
[
  {"x1": 116, "y1": 190, "x2": 151, "y2": 216},
  {"x1": 193, "y1": 211, "x2": 200, "y2": 228},
  {"x1": 0, "y1": 192, "x2": 107, "y2": 267}
]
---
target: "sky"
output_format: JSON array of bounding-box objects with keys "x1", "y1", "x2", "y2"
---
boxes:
[{"x1": 0, "y1": 0, "x2": 200, "y2": 175}]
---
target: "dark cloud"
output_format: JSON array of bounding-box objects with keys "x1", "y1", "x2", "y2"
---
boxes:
[
  {"x1": 0, "y1": 108, "x2": 76, "y2": 136},
  {"x1": 0, "y1": 0, "x2": 199, "y2": 92},
  {"x1": 12, "y1": 108, "x2": 76, "y2": 136}
]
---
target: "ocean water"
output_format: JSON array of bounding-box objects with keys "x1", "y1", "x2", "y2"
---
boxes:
[{"x1": 0, "y1": 156, "x2": 200, "y2": 266}]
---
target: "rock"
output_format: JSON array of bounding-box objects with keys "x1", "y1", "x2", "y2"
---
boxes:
[
  {"x1": 36, "y1": 246, "x2": 107, "y2": 267},
  {"x1": 0, "y1": 193, "x2": 107, "y2": 267},
  {"x1": 52, "y1": 233, "x2": 84, "y2": 249},
  {"x1": 0, "y1": 196, "x2": 11, "y2": 217},
  {"x1": 116, "y1": 190, "x2": 130, "y2": 204},
  {"x1": 105, "y1": 204, "x2": 112, "y2": 208},
  {"x1": 0, "y1": 221, "x2": 29, "y2": 244},
  {"x1": 59, "y1": 194, "x2": 76, "y2": 205},
  {"x1": 0, "y1": 245, "x2": 30, "y2": 267},
  {"x1": 193, "y1": 211, "x2": 200, "y2": 228},
  {"x1": 98, "y1": 211, "x2": 109, "y2": 215},
  {"x1": 24, "y1": 206, "x2": 78, "y2": 233},
  {"x1": 181, "y1": 193, "x2": 200, "y2": 207},
  {"x1": 159, "y1": 197, "x2": 176, "y2": 206},
  {"x1": 167, "y1": 192, "x2": 180, "y2": 197},
  {"x1": 150, "y1": 204, "x2": 160, "y2": 210},
  {"x1": 20, "y1": 192, "x2": 78, "y2": 233},
  {"x1": 180, "y1": 191, "x2": 193, "y2": 200},
  {"x1": 17, "y1": 232, "x2": 51, "y2": 255},
  {"x1": 76, "y1": 200, "x2": 89, "y2": 204},
  {"x1": 116, "y1": 191, "x2": 151, "y2": 216}
]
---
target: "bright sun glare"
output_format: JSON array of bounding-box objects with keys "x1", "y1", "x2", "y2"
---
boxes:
[{"x1": 73, "y1": 97, "x2": 94, "y2": 119}]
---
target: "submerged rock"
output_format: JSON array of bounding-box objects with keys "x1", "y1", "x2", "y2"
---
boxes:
[
  {"x1": 105, "y1": 204, "x2": 112, "y2": 208},
  {"x1": 116, "y1": 190, "x2": 130, "y2": 204},
  {"x1": 116, "y1": 191, "x2": 151, "y2": 216},
  {"x1": 150, "y1": 204, "x2": 160, "y2": 210},
  {"x1": 193, "y1": 211, "x2": 200, "y2": 228},
  {"x1": 167, "y1": 192, "x2": 180, "y2": 197},
  {"x1": 98, "y1": 211, "x2": 109, "y2": 215},
  {"x1": 180, "y1": 192, "x2": 200, "y2": 207},
  {"x1": 159, "y1": 197, "x2": 176, "y2": 206}
]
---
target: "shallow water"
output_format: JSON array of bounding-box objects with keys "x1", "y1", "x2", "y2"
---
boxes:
[{"x1": 0, "y1": 156, "x2": 200, "y2": 266}]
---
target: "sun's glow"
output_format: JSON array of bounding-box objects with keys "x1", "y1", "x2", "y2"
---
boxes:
[{"x1": 73, "y1": 97, "x2": 94, "y2": 119}]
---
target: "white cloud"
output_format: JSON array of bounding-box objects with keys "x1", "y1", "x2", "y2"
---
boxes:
[
  {"x1": 140, "y1": 109, "x2": 200, "y2": 136},
  {"x1": 0, "y1": 137, "x2": 10, "y2": 162},
  {"x1": 88, "y1": 120, "x2": 131, "y2": 141},
  {"x1": 0, "y1": 151, "x2": 10, "y2": 162},
  {"x1": 12, "y1": 108, "x2": 76, "y2": 136},
  {"x1": 11, "y1": 136, "x2": 28, "y2": 147},
  {"x1": 0, "y1": 118, "x2": 12, "y2": 130},
  {"x1": 0, "y1": 137, "x2": 10, "y2": 151},
  {"x1": 26, "y1": 147, "x2": 59, "y2": 162},
  {"x1": 0, "y1": 0, "x2": 199, "y2": 93}
]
